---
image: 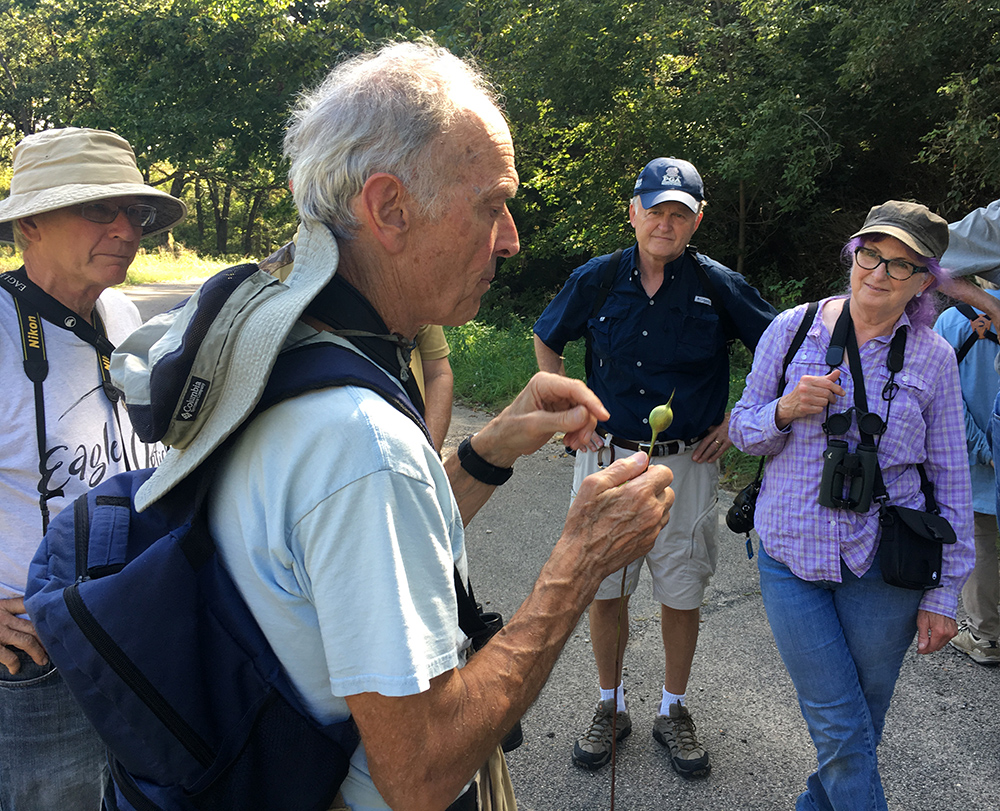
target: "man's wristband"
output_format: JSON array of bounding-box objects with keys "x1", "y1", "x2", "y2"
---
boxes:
[{"x1": 457, "y1": 436, "x2": 514, "y2": 486}]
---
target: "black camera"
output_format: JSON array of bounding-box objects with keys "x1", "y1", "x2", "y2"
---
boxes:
[{"x1": 726, "y1": 479, "x2": 761, "y2": 535}]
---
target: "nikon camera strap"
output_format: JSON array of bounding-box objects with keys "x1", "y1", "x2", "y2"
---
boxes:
[{"x1": 1, "y1": 268, "x2": 130, "y2": 532}]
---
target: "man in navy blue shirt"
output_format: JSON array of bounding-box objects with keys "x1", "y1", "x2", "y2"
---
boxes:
[{"x1": 534, "y1": 157, "x2": 775, "y2": 777}]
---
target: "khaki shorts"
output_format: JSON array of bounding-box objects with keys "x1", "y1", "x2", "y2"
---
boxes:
[{"x1": 571, "y1": 443, "x2": 719, "y2": 610}]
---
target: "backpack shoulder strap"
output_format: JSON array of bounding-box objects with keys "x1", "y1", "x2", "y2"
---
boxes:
[
  {"x1": 584, "y1": 248, "x2": 624, "y2": 379},
  {"x1": 781, "y1": 301, "x2": 817, "y2": 387},
  {"x1": 589, "y1": 248, "x2": 624, "y2": 320},
  {"x1": 260, "y1": 342, "x2": 431, "y2": 446},
  {"x1": 688, "y1": 248, "x2": 738, "y2": 343},
  {"x1": 953, "y1": 302, "x2": 999, "y2": 364},
  {"x1": 955, "y1": 302, "x2": 978, "y2": 320},
  {"x1": 255, "y1": 342, "x2": 485, "y2": 638}
]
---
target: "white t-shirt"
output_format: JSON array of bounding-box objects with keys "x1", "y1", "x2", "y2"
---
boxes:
[
  {"x1": 209, "y1": 331, "x2": 468, "y2": 811},
  {"x1": 0, "y1": 287, "x2": 164, "y2": 599}
]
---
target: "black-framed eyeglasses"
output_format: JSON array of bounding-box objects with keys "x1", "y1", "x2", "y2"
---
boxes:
[
  {"x1": 823, "y1": 406, "x2": 885, "y2": 437},
  {"x1": 79, "y1": 202, "x2": 158, "y2": 228},
  {"x1": 854, "y1": 246, "x2": 927, "y2": 281}
]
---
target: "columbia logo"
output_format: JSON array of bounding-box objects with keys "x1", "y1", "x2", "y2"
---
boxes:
[{"x1": 177, "y1": 377, "x2": 210, "y2": 421}]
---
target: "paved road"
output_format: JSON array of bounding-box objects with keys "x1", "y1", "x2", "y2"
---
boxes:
[
  {"x1": 127, "y1": 283, "x2": 998, "y2": 811},
  {"x1": 460, "y1": 438, "x2": 998, "y2": 811}
]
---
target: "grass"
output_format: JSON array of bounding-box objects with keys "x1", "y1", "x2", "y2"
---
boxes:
[{"x1": 124, "y1": 247, "x2": 246, "y2": 285}]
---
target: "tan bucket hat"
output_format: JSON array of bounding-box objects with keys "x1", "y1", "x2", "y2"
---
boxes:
[{"x1": 0, "y1": 127, "x2": 186, "y2": 244}]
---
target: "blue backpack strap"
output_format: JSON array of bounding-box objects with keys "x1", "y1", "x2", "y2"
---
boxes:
[
  {"x1": 953, "y1": 302, "x2": 999, "y2": 364},
  {"x1": 584, "y1": 248, "x2": 624, "y2": 379},
  {"x1": 260, "y1": 342, "x2": 432, "y2": 446}
]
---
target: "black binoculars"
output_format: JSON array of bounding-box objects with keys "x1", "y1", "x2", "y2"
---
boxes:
[{"x1": 818, "y1": 439, "x2": 877, "y2": 512}]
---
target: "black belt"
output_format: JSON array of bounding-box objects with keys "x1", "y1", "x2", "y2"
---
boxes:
[{"x1": 596, "y1": 427, "x2": 708, "y2": 458}]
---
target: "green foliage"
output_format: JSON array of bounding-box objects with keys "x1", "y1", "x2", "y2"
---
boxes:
[
  {"x1": 445, "y1": 314, "x2": 586, "y2": 409},
  {"x1": 0, "y1": 245, "x2": 19, "y2": 272},
  {"x1": 2, "y1": 0, "x2": 999, "y2": 285},
  {"x1": 445, "y1": 319, "x2": 538, "y2": 408}
]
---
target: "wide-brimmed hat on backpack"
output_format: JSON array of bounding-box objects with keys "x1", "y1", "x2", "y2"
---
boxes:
[
  {"x1": 0, "y1": 127, "x2": 186, "y2": 244},
  {"x1": 112, "y1": 218, "x2": 339, "y2": 511}
]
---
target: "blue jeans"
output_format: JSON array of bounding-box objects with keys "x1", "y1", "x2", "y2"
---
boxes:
[
  {"x1": 992, "y1": 390, "x2": 1000, "y2": 520},
  {"x1": 0, "y1": 649, "x2": 106, "y2": 811},
  {"x1": 757, "y1": 544, "x2": 922, "y2": 811}
]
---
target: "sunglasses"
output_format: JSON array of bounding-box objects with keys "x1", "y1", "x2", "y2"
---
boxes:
[{"x1": 79, "y1": 202, "x2": 158, "y2": 228}]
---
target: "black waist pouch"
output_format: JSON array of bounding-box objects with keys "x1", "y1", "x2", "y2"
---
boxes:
[{"x1": 878, "y1": 505, "x2": 957, "y2": 590}]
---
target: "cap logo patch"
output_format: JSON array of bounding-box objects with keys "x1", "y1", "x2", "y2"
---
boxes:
[{"x1": 662, "y1": 167, "x2": 682, "y2": 187}]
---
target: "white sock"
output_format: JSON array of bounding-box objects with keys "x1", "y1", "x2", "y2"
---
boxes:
[
  {"x1": 599, "y1": 682, "x2": 627, "y2": 713},
  {"x1": 660, "y1": 687, "x2": 685, "y2": 716}
]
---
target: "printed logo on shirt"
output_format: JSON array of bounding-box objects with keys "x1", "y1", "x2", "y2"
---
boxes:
[
  {"x1": 40, "y1": 421, "x2": 166, "y2": 494},
  {"x1": 177, "y1": 377, "x2": 210, "y2": 422},
  {"x1": 694, "y1": 295, "x2": 712, "y2": 306}
]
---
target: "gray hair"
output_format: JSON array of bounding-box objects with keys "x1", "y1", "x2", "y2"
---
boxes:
[
  {"x1": 12, "y1": 221, "x2": 27, "y2": 253},
  {"x1": 285, "y1": 40, "x2": 499, "y2": 239}
]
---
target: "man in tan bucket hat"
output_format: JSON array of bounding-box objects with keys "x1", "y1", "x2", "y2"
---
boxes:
[{"x1": 0, "y1": 127, "x2": 184, "y2": 808}]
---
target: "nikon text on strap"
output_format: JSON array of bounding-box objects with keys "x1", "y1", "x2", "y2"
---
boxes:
[{"x1": 1, "y1": 268, "x2": 130, "y2": 531}]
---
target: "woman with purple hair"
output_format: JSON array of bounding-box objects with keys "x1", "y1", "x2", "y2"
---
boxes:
[{"x1": 729, "y1": 201, "x2": 974, "y2": 810}]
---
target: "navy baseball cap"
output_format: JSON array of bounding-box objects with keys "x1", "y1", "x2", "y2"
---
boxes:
[{"x1": 632, "y1": 157, "x2": 704, "y2": 213}]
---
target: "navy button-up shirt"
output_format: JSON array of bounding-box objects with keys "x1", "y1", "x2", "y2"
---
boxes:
[{"x1": 534, "y1": 244, "x2": 776, "y2": 440}]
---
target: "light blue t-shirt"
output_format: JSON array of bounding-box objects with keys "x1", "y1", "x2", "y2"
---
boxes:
[
  {"x1": 933, "y1": 290, "x2": 1000, "y2": 514},
  {"x1": 944, "y1": 199, "x2": 1000, "y2": 285},
  {"x1": 209, "y1": 333, "x2": 468, "y2": 810}
]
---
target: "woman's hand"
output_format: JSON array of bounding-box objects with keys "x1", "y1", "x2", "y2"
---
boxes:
[
  {"x1": 916, "y1": 609, "x2": 958, "y2": 654},
  {"x1": 775, "y1": 370, "x2": 845, "y2": 429}
]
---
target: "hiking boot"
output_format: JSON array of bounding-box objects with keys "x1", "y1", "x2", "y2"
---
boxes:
[
  {"x1": 652, "y1": 703, "x2": 711, "y2": 778},
  {"x1": 950, "y1": 623, "x2": 1000, "y2": 665},
  {"x1": 572, "y1": 699, "x2": 631, "y2": 770}
]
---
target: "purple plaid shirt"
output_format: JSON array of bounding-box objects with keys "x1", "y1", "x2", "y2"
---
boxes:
[{"x1": 730, "y1": 298, "x2": 974, "y2": 617}]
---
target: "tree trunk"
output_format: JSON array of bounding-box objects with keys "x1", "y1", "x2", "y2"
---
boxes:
[
  {"x1": 194, "y1": 178, "x2": 205, "y2": 244},
  {"x1": 737, "y1": 178, "x2": 746, "y2": 277},
  {"x1": 242, "y1": 190, "x2": 265, "y2": 256},
  {"x1": 207, "y1": 179, "x2": 231, "y2": 254}
]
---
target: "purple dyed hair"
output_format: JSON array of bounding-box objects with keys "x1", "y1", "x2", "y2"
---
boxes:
[{"x1": 841, "y1": 234, "x2": 942, "y2": 329}]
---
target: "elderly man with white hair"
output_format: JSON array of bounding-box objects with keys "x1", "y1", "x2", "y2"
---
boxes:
[{"x1": 108, "y1": 42, "x2": 674, "y2": 811}]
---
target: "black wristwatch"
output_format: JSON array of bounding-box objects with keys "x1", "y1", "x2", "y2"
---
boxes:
[{"x1": 457, "y1": 436, "x2": 514, "y2": 486}]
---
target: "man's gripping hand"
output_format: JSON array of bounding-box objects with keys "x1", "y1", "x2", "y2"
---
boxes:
[
  {"x1": 471, "y1": 372, "x2": 609, "y2": 467},
  {"x1": 553, "y1": 454, "x2": 674, "y2": 598},
  {"x1": 0, "y1": 597, "x2": 48, "y2": 675}
]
